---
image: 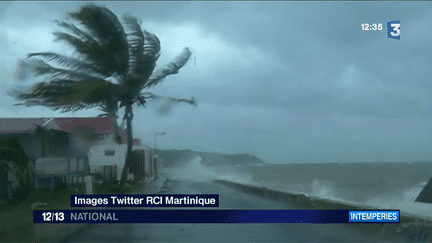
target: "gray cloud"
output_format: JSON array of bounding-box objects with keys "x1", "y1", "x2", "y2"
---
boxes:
[{"x1": 1, "y1": 2, "x2": 431, "y2": 163}]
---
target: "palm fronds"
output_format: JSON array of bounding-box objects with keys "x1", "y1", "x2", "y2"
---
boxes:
[
  {"x1": 119, "y1": 15, "x2": 162, "y2": 98},
  {"x1": 26, "y1": 52, "x2": 103, "y2": 78},
  {"x1": 98, "y1": 100, "x2": 119, "y2": 118},
  {"x1": 10, "y1": 3, "x2": 197, "y2": 115},
  {"x1": 13, "y1": 79, "x2": 118, "y2": 112},
  {"x1": 123, "y1": 15, "x2": 145, "y2": 80},
  {"x1": 16, "y1": 58, "x2": 103, "y2": 82},
  {"x1": 142, "y1": 92, "x2": 198, "y2": 106},
  {"x1": 54, "y1": 20, "x2": 98, "y2": 46},
  {"x1": 143, "y1": 30, "x2": 161, "y2": 59},
  {"x1": 122, "y1": 16, "x2": 158, "y2": 86},
  {"x1": 56, "y1": 4, "x2": 129, "y2": 78},
  {"x1": 145, "y1": 47, "x2": 192, "y2": 88}
]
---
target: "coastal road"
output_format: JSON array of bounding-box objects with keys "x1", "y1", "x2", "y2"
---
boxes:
[{"x1": 63, "y1": 179, "x2": 422, "y2": 242}]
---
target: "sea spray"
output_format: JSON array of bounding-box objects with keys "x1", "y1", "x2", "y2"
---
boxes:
[
  {"x1": 217, "y1": 173, "x2": 255, "y2": 185},
  {"x1": 164, "y1": 160, "x2": 432, "y2": 222},
  {"x1": 163, "y1": 155, "x2": 256, "y2": 185},
  {"x1": 310, "y1": 179, "x2": 336, "y2": 199},
  {"x1": 164, "y1": 155, "x2": 218, "y2": 182}
]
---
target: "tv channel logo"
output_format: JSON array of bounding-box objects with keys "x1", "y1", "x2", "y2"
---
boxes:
[{"x1": 387, "y1": 20, "x2": 400, "y2": 40}]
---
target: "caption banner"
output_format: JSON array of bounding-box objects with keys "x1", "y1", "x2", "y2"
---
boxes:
[
  {"x1": 71, "y1": 194, "x2": 219, "y2": 207},
  {"x1": 34, "y1": 209, "x2": 400, "y2": 224}
]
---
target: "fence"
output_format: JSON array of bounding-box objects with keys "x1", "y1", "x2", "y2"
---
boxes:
[{"x1": 33, "y1": 157, "x2": 88, "y2": 190}]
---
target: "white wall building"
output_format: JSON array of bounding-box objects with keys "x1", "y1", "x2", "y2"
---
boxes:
[{"x1": 88, "y1": 133, "x2": 153, "y2": 182}]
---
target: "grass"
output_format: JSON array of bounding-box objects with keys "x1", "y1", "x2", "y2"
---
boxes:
[
  {"x1": 0, "y1": 181, "x2": 144, "y2": 239},
  {"x1": 0, "y1": 186, "x2": 84, "y2": 238}
]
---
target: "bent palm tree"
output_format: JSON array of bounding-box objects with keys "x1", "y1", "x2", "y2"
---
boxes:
[{"x1": 9, "y1": 4, "x2": 197, "y2": 191}]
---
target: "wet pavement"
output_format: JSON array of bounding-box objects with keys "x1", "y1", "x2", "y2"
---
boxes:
[{"x1": 61, "y1": 179, "x2": 429, "y2": 242}]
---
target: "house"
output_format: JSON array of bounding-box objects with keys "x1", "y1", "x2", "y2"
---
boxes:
[
  {"x1": 88, "y1": 137, "x2": 155, "y2": 183},
  {"x1": 0, "y1": 117, "x2": 119, "y2": 203},
  {"x1": 0, "y1": 116, "x2": 160, "y2": 203},
  {"x1": 88, "y1": 137, "x2": 143, "y2": 183}
]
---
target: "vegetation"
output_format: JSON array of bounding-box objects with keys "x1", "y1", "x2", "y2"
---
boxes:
[
  {"x1": 9, "y1": 4, "x2": 197, "y2": 192},
  {"x1": 0, "y1": 179, "x2": 143, "y2": 239},
  {"x1": 0, "y1": 186, "x2": 84, "y2": 239}
]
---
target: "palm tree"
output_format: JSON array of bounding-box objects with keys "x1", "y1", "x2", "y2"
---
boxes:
[{"x1": 9, "y1": 4, "x2": 197, "y2": 191}]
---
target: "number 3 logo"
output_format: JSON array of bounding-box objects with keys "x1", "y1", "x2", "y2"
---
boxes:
[
  {"x1": 391, "y1": 24, "x2": 400, "y2": 36},
  {"x1": 387, "y1": 21, "x2": 400, "y2": 40}
]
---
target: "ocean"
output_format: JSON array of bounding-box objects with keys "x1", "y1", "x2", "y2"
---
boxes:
[{"x1": 164, "y1": 156, "x2": 432, "y2": 221}]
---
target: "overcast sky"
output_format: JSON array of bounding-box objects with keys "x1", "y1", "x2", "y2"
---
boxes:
[{"x1": 1, "y1": 1, "x2": 432, "y2": 164}]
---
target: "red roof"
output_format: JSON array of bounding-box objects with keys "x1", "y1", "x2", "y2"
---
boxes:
[
  {"x1": 0, "y1": 117, "x2": 142, "y2": 145},
  {"x1": 0, "y1": 117, "x2": 117, "y2": 135},
  {"x1": 54, "y1": 117, "x2": 116, "y2": 135},
  {"x1": 0, "y1": 118, "x2": 45, "y2": 134}
]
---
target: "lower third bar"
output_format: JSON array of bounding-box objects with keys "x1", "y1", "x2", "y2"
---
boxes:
[{"x1": 33, "y1": 209, "x2": 400, "y2": 224}]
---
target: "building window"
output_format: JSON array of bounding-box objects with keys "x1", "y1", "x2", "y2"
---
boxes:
[{"x1": 105, "y1": 150, "x2": 115, "y2": 156}]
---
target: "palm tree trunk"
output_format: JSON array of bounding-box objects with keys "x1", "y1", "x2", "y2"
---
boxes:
[{"x1": 119, "y1": 103, "x2": 134, "y2": 192}]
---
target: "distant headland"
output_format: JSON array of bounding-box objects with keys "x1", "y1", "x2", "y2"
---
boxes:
[{"x1": 154, "y1": 149, "x2": 265, "y2": 167}]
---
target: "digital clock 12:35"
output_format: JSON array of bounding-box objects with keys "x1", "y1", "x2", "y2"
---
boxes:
[{"x1": 361, "y1": 23, "x2": 383, "y2": 31}]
